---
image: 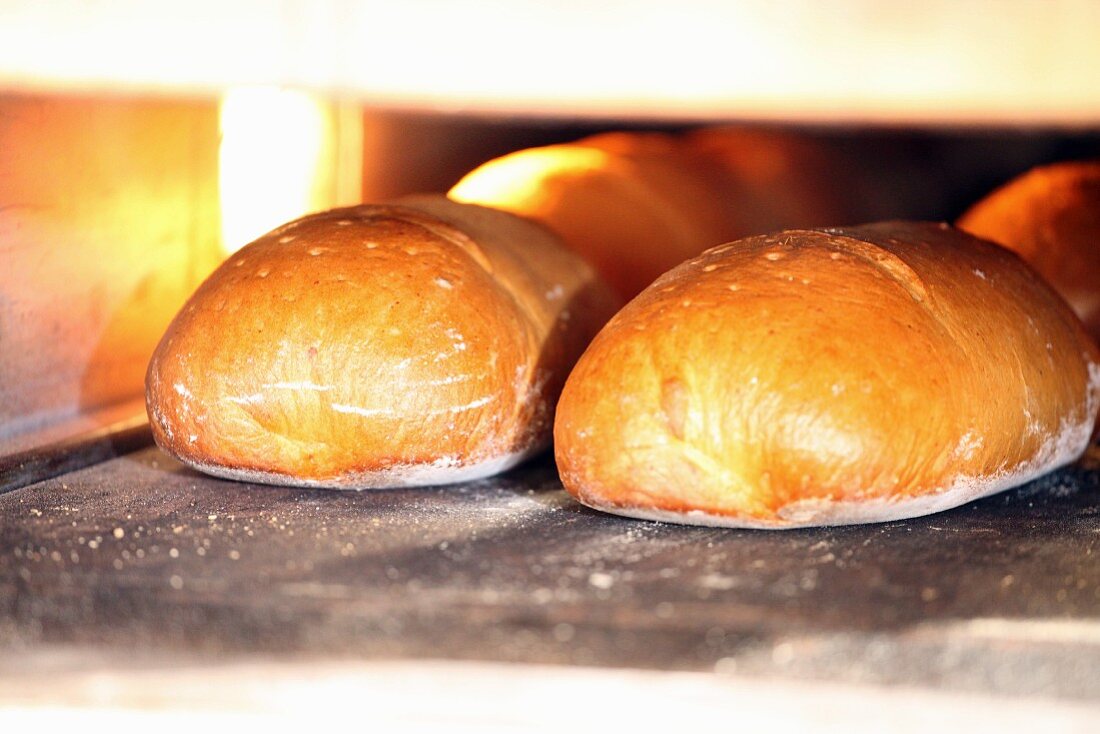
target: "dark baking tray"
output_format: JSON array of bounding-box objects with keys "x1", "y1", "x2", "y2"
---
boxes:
[{"x1": 2, "y1": 445, "x2": 1099, "y2": 700}]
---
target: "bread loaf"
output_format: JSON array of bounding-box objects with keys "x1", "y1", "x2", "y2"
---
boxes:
[
  {"x1": 146, "y1": 195, "x2": 619, "y2": 488},
  {"x1": 958, "y1": 161, "x2": 1100, "y2": 342},
  {"x1": 554, "y1": 222, "x2": 1100, "y2": 528},
  {"x1": 449, "y1": 132, "x2": 744, "y2": 300}
]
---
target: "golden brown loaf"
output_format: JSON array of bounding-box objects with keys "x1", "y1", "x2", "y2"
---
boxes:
[
  {"x1": 958, "y1": 161, "x2": 1100, "y2": 342},
  {"x1": 146, "y1": 195, "x2": 619, "y2": 488},
  {"x1": 449, "y1": 132, "x2": 745, "y2": 300},
  {"x1": 554, "y1": 222, "x2": 1100, "y2": 528}
]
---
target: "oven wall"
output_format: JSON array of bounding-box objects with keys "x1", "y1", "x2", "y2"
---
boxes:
[{"x1": 0, "y1": 94, "x2": 222, "y2": 450}]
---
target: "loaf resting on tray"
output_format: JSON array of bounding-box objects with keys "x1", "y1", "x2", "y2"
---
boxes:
[
  {"x1": 554, "y1": 222, "x2": 1100, "y2": 528},
  {"x1": 145, "y1": 195, "x2": 618, "y2": 488}
]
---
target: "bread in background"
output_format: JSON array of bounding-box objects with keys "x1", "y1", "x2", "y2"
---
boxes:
[
  {"x1": 959, "y1": 161, "x2": 1100, "y2": 342},
  {"x1": 450, "y1": 132, "x2": 741, "y2": 300}
]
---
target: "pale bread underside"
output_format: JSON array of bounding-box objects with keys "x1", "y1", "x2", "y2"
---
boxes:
[
  {"x1": 577, "y1": 360, "x2": 1100, "y2": 529},
  {"x1": 576, "y1": 461, "x2": 1059, "y2": 530},
  {"x1": 175, "y1": 443, "x2": 545, "y2": 490}
]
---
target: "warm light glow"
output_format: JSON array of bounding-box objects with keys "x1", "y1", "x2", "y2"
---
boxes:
[
  {"x1": 218, "y1": 87, "x2": 331, "y2": 253},
  {"x1": 450, "y1": 147, "x2": 611, "y2": 209}
]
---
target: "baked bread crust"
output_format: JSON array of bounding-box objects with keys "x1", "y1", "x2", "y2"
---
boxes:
[
  {"x1": 146, "y1": 195, "x2": 618, "y2": 488},
  {"x1": 554, "y1": 222, "x2": 1100, "y2": 527}
]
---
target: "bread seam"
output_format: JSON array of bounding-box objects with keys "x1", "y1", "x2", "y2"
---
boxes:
[{"x1": 175, "y1": 441, "x2": 547, "y2": 490}]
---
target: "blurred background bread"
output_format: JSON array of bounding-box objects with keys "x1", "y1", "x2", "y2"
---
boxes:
[
  {"x1": 450, "y1": 130, "x2": 852, "y2": 300},
  {"x1": 450, "y1": 132, "x2": 741, "y2": 299},
  {"x1": 958, "y1": 161, "x2": 1100, "y2": 342}
]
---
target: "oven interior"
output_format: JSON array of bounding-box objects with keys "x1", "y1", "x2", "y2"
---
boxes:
[{"x1": 3, "y1": 8, "x2": 1100, "y2": 721}]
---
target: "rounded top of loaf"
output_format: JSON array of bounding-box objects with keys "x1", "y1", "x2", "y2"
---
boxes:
[{"x1": 554, "y1": 221, "x2": 1100, "y2": 526}]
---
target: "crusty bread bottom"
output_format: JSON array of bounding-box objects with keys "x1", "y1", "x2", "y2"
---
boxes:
[
  {"x1": 574, "y1": 362, "x2": 1100, "y2": 529},
  {"x1": 175, "y1": 443, "x2": 546, "y2": 490}
]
